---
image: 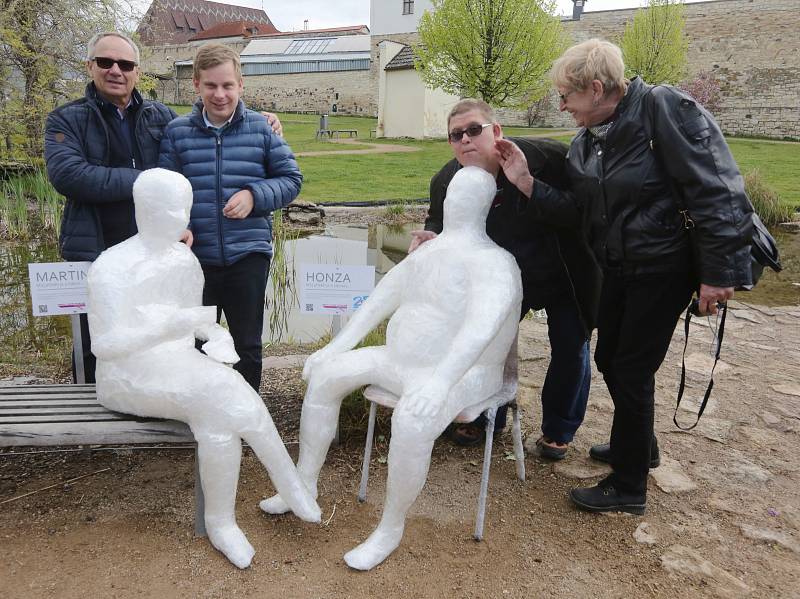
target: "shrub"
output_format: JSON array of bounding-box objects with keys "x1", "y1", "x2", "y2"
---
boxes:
[
  {"x1": 679, "y1": 71, "x2": 722, "y2": 113},
  {"x1": 744, "y1": 169, "x2": 794, "y2": 226}
]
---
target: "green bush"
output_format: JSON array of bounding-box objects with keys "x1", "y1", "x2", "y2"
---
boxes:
[{"x1": 744, "y1": 169, "x2": 794, "y2": 226}]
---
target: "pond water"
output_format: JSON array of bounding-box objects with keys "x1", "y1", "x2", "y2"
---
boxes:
[{"x1": 2, "y1": 225, "x2": 798, "y2": 360}]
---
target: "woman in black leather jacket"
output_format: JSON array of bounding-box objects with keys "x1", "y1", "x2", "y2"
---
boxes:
[{"x1": 497, "y1": 38, "x2": 753, "y2": 514}]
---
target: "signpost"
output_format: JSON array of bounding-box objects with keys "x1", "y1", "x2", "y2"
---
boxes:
[{"x1": 28, "y1": 262, "x2": 91, "y2": 383}]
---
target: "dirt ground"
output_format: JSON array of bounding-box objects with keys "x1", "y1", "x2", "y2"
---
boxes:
[{"x1": 1, "y1": 214, "x2": 799, "y2": 597}]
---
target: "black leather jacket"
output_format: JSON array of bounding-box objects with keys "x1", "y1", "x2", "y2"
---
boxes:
[{"x1": 532, "y1": 77, "x2": 753, "y2": 288}]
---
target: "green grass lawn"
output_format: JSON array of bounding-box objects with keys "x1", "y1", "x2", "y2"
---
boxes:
[{"x1": 165, "y1": 106, "x2": 800, "y2": 207}]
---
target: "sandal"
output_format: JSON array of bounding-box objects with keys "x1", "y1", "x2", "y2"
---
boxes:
[
  {"x1": 444, "y1": 422, "x2": 485, "y2": 447},
  {"x1": 535, "y1": 436, "x2": 569, "y2": 461}
]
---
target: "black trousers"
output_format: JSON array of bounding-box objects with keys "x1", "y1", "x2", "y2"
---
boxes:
[
  {"x1": 201, "y1": 253, "x2": 271, "y2": 392},
  {"x1": 594, "y1": 268, "x2": 694, "y2": 494}
]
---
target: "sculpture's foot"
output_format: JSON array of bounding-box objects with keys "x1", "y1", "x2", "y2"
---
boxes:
[
  {"x1": 260, "y1": 490, "x2": 321, "y2": 523},
  {"x1": 343, "y1": 526, "x2": 404, "y2": 571},
  {"x1": 206, "y1": 523, "x2": 255, "y2": 569},
  {"x1": 259, "y1": 493, "x2": 290, "y2": 515}
]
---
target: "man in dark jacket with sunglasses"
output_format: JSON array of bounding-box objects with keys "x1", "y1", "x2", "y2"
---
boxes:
[{"x1": 44, "y1": 31, "x2": 180, "y2": 383}]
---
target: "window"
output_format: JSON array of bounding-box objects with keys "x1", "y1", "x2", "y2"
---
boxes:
[
  {"x1": 402, "y1": 0, "x2": 414, "y2": 15},
  {"x1": 284, "y1": 38, "x2": 334, "y2": 55}
]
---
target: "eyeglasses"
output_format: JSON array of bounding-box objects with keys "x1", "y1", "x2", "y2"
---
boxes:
[
  {"x1": 448, "y1": 123, "x2": 491, "y2": 143},
  {"x1": 92, "y1": 57, "x2": 137, "y2": 72},
  {"x1": 557, "y1": 89, "x2": 577, "y2": 103}
]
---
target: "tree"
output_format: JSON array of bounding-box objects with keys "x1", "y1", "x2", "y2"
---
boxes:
[
  {"x1": 0, "y1": 0, "x2": 135, "y2": 161},
  {"x1": 415, "y1": 0, "x2": 565, "y2": 108},
  {"x1": 679, "y1": 70, "x2": 722, "y2": 113},
  {"x1": 619, "y1": 0, "x2": 688, "y2": 85}
]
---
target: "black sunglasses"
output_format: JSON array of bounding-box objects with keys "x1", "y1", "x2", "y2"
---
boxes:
[
  {"x1": 93, "y1": 57, "x2": 137, "y2": 72},
  {"x1": 448, "y1": 123, "x2": 491, "y2": 143}
]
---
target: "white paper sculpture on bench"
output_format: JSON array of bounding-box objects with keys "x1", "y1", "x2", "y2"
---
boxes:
[
  {"x1": 261, "y1": 166, "x2": 522, "y2": 570},
  {"x1": 87, "y1": 168, "x2": 321, "y2": 569}
]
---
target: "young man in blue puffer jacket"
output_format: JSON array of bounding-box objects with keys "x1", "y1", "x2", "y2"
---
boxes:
[{"x1": 159, "y1": 43, "x2": 302, "y2": 392}]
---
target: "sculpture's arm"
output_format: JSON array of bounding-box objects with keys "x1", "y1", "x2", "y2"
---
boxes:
[
  {"x1": 402, "y1": 258, "x2": 521, "y2": 418},
  {"x1": 90, "y1": 303, "x2": 215, "y2": 360},
  {"x1": 301, "y1": 261, "x2": 407, "y2": 380}
]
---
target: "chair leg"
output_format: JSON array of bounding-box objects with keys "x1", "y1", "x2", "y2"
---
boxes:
[
  {"x1": 194, "y1": 445, "x2": 207, "y2": 537},
  {"x1": 511, "y1": 402, "x2": 526, "y2": 481},
  {"x1": 474, "y1": 407, "x2": 497, "y2": 541},
  {"x1": 358, "y1": 401, "x2": 378, "y2": 502}
]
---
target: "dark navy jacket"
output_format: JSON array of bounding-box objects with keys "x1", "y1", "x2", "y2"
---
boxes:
[
  {"x1": 158, "y1": 100, "x2": 302, "y2": 266},
  {"x1": 44, "y1": 84, "x2": 177, "y2": 261}
]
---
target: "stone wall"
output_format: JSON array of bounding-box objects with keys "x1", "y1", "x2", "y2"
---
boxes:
[
  {"x1": 534, "y1": 0, "x2": 799, "y2": 139},
  {"x1": 166, "y1": 69, "x2": 373, "y2": 115}
]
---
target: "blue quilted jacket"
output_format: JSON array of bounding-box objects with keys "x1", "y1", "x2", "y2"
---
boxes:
[
  {"x1": 158, "y1": 100, "x2": 302, "y2": 266},
  {"x1": 45, "y1": 84, "x2": 176, "y2": 261}
]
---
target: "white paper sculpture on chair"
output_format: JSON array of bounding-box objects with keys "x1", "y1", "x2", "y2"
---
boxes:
[
  {"x1": 87, "y1": 168, "x2": 321, "y2": 569},
  {"x1": 261, "y1": 166, "x2": 523, "y2": 570}
]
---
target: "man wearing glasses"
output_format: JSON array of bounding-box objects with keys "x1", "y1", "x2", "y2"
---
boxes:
[{"x1": 410, "y1": 99, "x2": 599, "y2": 458}]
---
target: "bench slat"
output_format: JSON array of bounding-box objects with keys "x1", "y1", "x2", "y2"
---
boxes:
[
  {"x1": 0, "y1": 405, "x2": 119, "y2": 414},
  {"x1": 1, "y1": 413, "x2": 147, "y2": 423},
  {"x1": 0, "y1": 420, "x2": 193, "y2": 447},
  {"x1": 0, "y1": 393, "x2": 99, "y2": 402},
  {"x1": 0, "y1": 399, "x2": 105, "y2": 408},
  {"x1": 0, "y1": 384, "x2": 96, "y2": 394}
]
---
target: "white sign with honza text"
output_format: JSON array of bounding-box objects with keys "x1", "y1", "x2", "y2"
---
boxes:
[
  {"x1": 28, "y1": 262, "x2": 91, "y2": 316},
  {"x1": 299, "y1": 263, "x2": 375, "y2": 314}
]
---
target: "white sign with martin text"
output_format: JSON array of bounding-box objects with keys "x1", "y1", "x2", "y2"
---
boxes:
[{"x1": 28, "y1": 262, "x2": 91, "y2": 316}]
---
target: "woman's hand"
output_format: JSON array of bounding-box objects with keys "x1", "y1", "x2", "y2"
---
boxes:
[
  {"x1": 697, "y1": 283, "x2": 735, "y2": 315},
  {"x1": 495, "y1": 139, "x2": 534, "y2": 198}
]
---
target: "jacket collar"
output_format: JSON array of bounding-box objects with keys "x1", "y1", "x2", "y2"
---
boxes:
[{"x1": 190, "y1": 99, "x2": 246, "y2": 130}]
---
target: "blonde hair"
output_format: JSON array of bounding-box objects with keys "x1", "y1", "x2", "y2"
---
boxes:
[
  {"x1": 447, "y1": 98, "x2": 497, "y2": 128},
  {"x1": 193, "y1": 43, "x2": 241, "y2": 80},
  {"x1": 551, "y1": 38, "x2": 627, "y2": 96}
]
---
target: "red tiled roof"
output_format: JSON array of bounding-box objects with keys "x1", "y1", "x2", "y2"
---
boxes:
[
  {"x1": 138, "y1": 0, "x2": 276, "y2": 45},
  {"x1": 189, "y1": 20, "x2": 278, "y2": 41}
]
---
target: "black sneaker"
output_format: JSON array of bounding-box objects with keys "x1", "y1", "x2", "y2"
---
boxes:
[
  {"x1": 570, "y1": 479, "x2": 646, "y2": 515},
  {"x1": 588, "y1": 443, "x2": 661, "y2": 469}
]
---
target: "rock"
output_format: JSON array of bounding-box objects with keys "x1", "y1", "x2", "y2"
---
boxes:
[
  {"x1": 551, "y1": 459, "x2": 611, "y2": 479},
  {"x1": 772, "y1": 384, "x2": 800, "y2": 397},
  {"x1": 760, "y1": 411, "x2": 782, "y2": 426},
  {"x1": 263, "y1": 355, "x2": 307, "y2": 369},
  {"x1": 683, "y1": 352, "x2": 731, "y2": 376},
  {"x1": 740, "y1": 524, "x2": 800, "y2": 554},
  {"x1": 634, "y1": 522, "x2": 658, "y2": 545},
  {"x1": 650, "y1": 458, "x2": 697, "y2": 494},
  {"x1": 730, "y1": 309, "x2": 766, "y2": 324},
  {"x1": 665, "y1": 417, "x2": 733, "y2": 444},
  {"x1": 660, "y1": 545, "x2": 750, "y2": 596},
  {"x1": 777, "y1": 221, "x2": 800, "y2": 232},
  {"x1": 740, "y1": 341, "x2": 781, "y2": 352},
  {"x1": 285, "y1": 201, "x2": 324, "y2": 226}
]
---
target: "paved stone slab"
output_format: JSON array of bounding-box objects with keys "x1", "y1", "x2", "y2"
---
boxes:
[
  {"x1": 740, "y1": 524, "x2": 800, "y2": 554},
  {"x1": 634, "y1": 522, "x2": 658, "y2": 545},
  {"x1": 660, "y1": 545, "x2": 750, "y2": 596},
  {"x1": 650, "y1": 457, "x2": 697, "y2": 494},
  {"x1": 551, "y1": 458, "x2": 611, "y2": 480}
]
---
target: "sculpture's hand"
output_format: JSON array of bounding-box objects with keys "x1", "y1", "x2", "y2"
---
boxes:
[
  {"x1": 201, "y1": 336, "x2": 240, "y2": 364},
  {"x1": 400, "y1": 378, "x2": 450, "y2": 419},
  {"x1": 302, "y1": 345, "x2": 340, "y2": 382},
  {"x1": 179, "y1": 229, "x2": 193, "y2": 247},
  {"x1": 408, "y1": 230, "x2": 437, "y2": 253}
]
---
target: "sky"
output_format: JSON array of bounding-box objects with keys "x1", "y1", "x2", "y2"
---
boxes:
[{"x1": 224, "y1": 1, "x2": 709, "y2": 32}]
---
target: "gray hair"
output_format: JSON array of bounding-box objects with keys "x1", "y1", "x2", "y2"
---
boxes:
[
  {"x1": 86, "y1": 32, "x2": 140, "y2": 64},
  {"x1": 551, "y1": 38, "x2": 626, "y2": 97}
]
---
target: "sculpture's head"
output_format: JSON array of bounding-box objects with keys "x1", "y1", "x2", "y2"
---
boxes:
[
  {"x1": 133, "y1": 168, "x2": 193, "y2": 244},
  {"x1": 443, "y1": 166, "x2": 496, "y2": 229}
]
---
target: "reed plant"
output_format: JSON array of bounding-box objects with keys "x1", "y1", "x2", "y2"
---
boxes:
[
  {"x1": 1, "y1": 178, "x2": 29, "y2": 238},
  {"x1": 266, "y1": 209, "x2": 300, "y2": 342},
  {"x1": 744, "y1": 169, "x2": 795, "y2": 226}
]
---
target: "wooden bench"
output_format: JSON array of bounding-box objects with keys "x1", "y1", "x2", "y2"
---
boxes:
[
  {"x1": 0, "y1": 383, "x2": 206, "y2": 535},
  {"x1": 331, "y1": 129, "x2": 358, "y2": 138}
]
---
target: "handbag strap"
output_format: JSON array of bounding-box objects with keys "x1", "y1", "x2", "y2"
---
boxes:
[{"x1": 674, "y1": 302, "x2": 727, "y2": 430}]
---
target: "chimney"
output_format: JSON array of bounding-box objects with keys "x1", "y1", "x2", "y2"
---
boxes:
[
  {"x1": 573, "y1": 0, "x2": 585, "y2": 20},
  {"x1": 304, "y1": 19, "x2": 309, "y2": 30}
]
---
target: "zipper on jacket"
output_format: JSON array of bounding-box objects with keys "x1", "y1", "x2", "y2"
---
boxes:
[{"x1": 215, "y1": 134, "x2": 227, "y2": 266}]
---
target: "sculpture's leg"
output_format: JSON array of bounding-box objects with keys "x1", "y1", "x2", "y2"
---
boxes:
[
  {"x1": 343, "y1": 413, "x2": 436, "y2": 571},
  {"x1": 242, "y1": 412, "x2": 321, "y2": 523},
  {"x1": 261, "y1": 350, "x2": 395, "y2": 516},
  {"x1": 196, "y1": 434, "x2": 255, "y2": 569}
]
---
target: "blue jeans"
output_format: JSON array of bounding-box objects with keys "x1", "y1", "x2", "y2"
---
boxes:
[{"x1": 539, "y1": 297, "x2": 591, "y2": 444}]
